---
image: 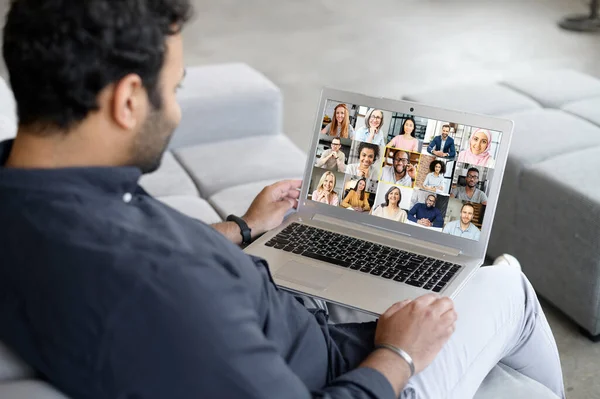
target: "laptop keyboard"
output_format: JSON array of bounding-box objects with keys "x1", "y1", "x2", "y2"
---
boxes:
[{"x1": 264, "y1": 223, "x2": 462, "y2": 293}]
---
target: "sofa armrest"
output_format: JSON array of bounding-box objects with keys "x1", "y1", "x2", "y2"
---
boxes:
[{"x1": 168, "y1": 63, "x2": 282, "y2": 150}]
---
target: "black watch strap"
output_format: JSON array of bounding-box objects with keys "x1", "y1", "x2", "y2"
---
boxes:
[{"x1": 226, "y1": 214, "x2": 252, "y2": 245}]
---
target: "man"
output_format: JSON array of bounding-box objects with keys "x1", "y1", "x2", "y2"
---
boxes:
[
  {"x1": 427, "y1": 124, "x2": 456, "y2": 158},
  {"x1": 380, "y1": 150, "x2": 416, "y2": 187},
  {"x1": 0, "y1": 1, "x2": 565, "y2": 399},
  {"x1": 407, "y1": 194, "x2": 444, "y2": 228},
  {"x1": 451, "y1": 167, "x2": 488, "y2": 205},
  {"x1": 315, "y1": 137, "x2": 346, "y2": 172},
  {"x1": 443, "y1": 203, "x2": 481, "y2": 240}
]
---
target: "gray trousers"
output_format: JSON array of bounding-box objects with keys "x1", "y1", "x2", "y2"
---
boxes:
[{"x1": 305, "y1": 265, "x2": 565, "y2": 399}]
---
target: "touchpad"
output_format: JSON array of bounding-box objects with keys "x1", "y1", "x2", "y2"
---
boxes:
[{"x1": 274, "y1": 261, "x2": 342, "y2": 292}]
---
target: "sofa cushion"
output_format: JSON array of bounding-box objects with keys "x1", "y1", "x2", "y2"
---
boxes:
[
  {"x1": 473, "y1": 363, "x2": 559, "y2": 399},
  {"x1": 175, "y1": 134, "x2": 305, "y2": 198},
  {"x1": 209, "y1": 178, "x2": 299, "y2": 219},
  {"x1": 156, "y1": 195, "x2": 222, "y2": 224},
  {"x1": 502, "y1": 109, "x2": 600, "y2": 166},
  {"x1": 138, "y1": 151, "x2": 199, "y2": 198},
  {"x1": 503, "y1": 69, "x2": 600, "y2": 109},
  {"x1": 0, "y1": 380, "x2": 69, "y2": 399},
  {"x1": 562, "y1": 97, "x2": 600, "y2": 127},
  {"x1": 168, "y1": 63, "x2": 282, "y2": 149},
  {"x1": 0, "y1": 341, "x2": 33, "y2": 382},
  {"x1": 403, "y1": 84, "x2": 540, "y2": 116}
]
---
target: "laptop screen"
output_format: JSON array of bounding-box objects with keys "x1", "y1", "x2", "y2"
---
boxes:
[{"x1": 307, "y1": 101, "x2": 503, "y2": 242}]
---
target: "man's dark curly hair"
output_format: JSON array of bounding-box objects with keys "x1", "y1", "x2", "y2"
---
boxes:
[{"x1": 2, "y1": 0, "x2": 193, "y2": 131}]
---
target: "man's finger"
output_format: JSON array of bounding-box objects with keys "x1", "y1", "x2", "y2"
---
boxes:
[
  {"x1": 286, "y1": 189, "x2": 301, "y2": 200},
  {"x1": 382, "y1": 299, "x2": 412, "y2": 318},
  {"x1": 432, "y1": 297, "x2": 455, "y2": 317},
  {"x1": 271, "y1": 180, "x2": 302, "y2": 199}
]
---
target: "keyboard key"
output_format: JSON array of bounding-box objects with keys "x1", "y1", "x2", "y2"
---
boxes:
[
  {"x1": 370, "y1": 269, "x2": 383, "y2": 276},
  {"x1": 282, "y1": 245, "x2": 295, "y2": 252},
  {"x1": 406, "y1": 279, "x2": 424, "y2": 288},
  {"x1": 265, "y1": 240, "x2": 276, "y2": 247},
  {"x1": 393, "y1": 275, "x2": 407, "y2": 283},
  {"x1": 423, "y1": 283, "x2": 434, "y2": 290},
  {"x1": 350, "y1": 264, "x2": 362, "y2": 270},
  {"x1": 274, "y1": 243, "x2": 286, "y2": 249},
  {"x1": 360, "y1": 267, "x2": 374, "y2": 273},
  {"x1": 382, "y1": 272, "x2": 396, "y2": 279},
  {"x1": 302, "y1": 252, "x2": 351, "y2": 268}
]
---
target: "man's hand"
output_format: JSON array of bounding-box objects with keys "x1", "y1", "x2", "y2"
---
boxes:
[
  {"x1": 242, "y1": 180, "x2": 302, "y2": 238},
  {"x1": 375, "y1": 294, "x2": 457, "y2": 374},
  {"x1": 417, "y1": 218, "x2": 432, "y2": 227},
  {"x1": 432, "y1": 150, "x2": 443, "y2": 157}
]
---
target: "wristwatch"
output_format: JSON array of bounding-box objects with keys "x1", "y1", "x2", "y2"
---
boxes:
[{"x1": 226, "y1": 214, "x2": 252, "y2": 245}]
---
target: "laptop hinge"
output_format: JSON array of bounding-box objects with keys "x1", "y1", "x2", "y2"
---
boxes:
[{"x1": 307, "y1": 213, "x2": 462, "y2": 257}]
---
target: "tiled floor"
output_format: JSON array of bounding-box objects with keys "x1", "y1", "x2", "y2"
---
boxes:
[{"x1": 2, "y1": 0, "x2": 599, "y2": 397}]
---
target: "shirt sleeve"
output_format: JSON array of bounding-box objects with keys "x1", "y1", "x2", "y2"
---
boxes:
[
  {"x1": 316, "y1": 150, "x2": 331, "y2": 167},
  {"x1": 97, "y1": 263, "x2": 396, "y2": 399},
  {"x1": 480, "y1": 190, "x2": 488, "y2": 203},
  {"x1": 432, "y1": 209, "x2": 444, "y2": 228},
  {"x1": 426, "y1": 138, "x2": 436, "y2": 154},
  {"x1": 407, "y1": 204, "x2": 419, "y2": 222},
  {"x1": 447, "y1": 138, "x2": 456, "y2": 158}
]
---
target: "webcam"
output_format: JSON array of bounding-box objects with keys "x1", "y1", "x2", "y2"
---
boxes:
[{"x1": 409, "y1": 107, "x2": 414, "y2": 112}]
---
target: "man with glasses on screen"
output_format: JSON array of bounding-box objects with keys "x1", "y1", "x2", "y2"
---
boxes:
[
  {"x1": 380, "y1": 150, "x2": 416, "y2": 187},
  {"x1": 315, "y1": 137, "x2": 346, "y2": 172},
  {"x1": 450, "y1": 167, "x2": 488, "y2": 205}
]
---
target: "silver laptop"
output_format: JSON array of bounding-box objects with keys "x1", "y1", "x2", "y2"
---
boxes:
[{"x1": 245, "y1": 88, "x2": 513, "y2": 317}]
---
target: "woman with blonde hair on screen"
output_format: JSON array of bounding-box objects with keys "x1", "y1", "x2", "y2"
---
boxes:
[
  {"x1": 457, "y1": 128, "x2": 496, "y2": 168},
  {"x1": 386, "y1": 116, "x2": 420, "y2": 152},
  {"x1": 372, "y1": 186, "x2": 407, "y2": 222},
  {"x1": 311, "y1": 171, "x2": 339, "y2": 206},
  {"x1": 341, "y1": 177, "x2": 370, "y2": 212},
  {"x1": 321, "y1": 103, "x2": 354, "y2": 139}
]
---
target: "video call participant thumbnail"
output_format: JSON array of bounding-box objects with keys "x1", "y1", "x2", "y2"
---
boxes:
[
  {"x1": 352, "y1": 108, "x2": 386, "y2": 146},
  {"x1": 442, "y1": 203, "x2": 481, "y2": 240},
  {"x1": 422, "y1": 159, "x2": 447, "y2": 193},
  {"x1": 315, "y1": 137, "x2": 345, "y2": 172},
  {"x1": 451, "y1": 167, "x2": 488, "y2": 205},
  {"x1": 321, "y1": 103, "x2": 354, "y2": 138},
  {"x1": 427, "y1": 124, "x2": 456, "y2": 159},
  {"x1": 457, "y1": 128, "x2": 495, "y2": 168},
  {"x1": 408, "y1": 194, "x2": 443, "y2": 228},
  {"x1": 386, "y1": 116, "x2": 419, "y2": 152},
  {"x1": 380, "y1": 149, "x2": 415, "y2": 187},
  {"x1": 311, "y1": 171, "x2": 339, "y2": 206},
  {"x1": 371, "y1": 186, "x2": 407, "y2": 222},
  {"x1": 346, "y1": 142, "x2": 380, "y2": 180},
  {"x1": 341, "y1": 177, "x2": 370, "y2": 212}
]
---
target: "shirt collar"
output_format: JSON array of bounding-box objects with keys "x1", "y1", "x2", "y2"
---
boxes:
[{"x1": 0, "y1": 139, "x2": 143, "y2": 196}]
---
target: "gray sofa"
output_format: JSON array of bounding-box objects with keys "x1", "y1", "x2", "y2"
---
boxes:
[
  {"x1": 0, "y1": 64, "x2": 558, "y2": 398},
  {"x1": 404, "y1": 70, "x2": 600, "y2": 340}
]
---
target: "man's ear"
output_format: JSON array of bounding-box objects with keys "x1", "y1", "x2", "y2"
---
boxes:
[{"x1": 110, "y1": 74, "x2": 146, "y2": 131}]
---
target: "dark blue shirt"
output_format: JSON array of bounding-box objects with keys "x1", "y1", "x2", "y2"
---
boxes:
[
  {"x1": 0, "y1": 140, "x2": 394, "y2": 399},
  {"x1": 407, "y1": 203, "x2": 444, "y2": 228}
]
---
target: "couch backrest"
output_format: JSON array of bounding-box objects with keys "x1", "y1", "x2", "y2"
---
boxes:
[{"x1": 0, "y1": 76, "x2": 17, "y2": 141}]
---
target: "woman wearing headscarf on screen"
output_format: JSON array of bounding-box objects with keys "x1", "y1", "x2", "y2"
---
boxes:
[{"x1": 457, "y1": 128, "x2": 496, "y2": 168}]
